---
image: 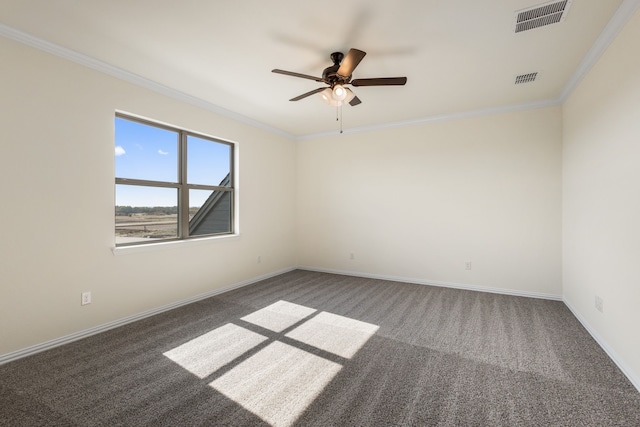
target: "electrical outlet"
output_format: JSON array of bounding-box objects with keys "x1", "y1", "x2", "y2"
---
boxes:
[
  {"x1": 595, "y1": 295, "x2": 603, "y2": 313},
  {"x1": 81, "y1": 291, "x2": 92, "y2": 306},
  {"x1": 350, "y1": 252, "x2": 355, "y2": 260},
  {"x1": 257, "y1": 255, "x2": 261, "y2": 264},
  {"x1": 465, "y1": 261, "x2": 472, "y2": 270}
]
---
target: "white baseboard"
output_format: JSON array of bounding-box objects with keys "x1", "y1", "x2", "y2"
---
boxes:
[
  {"x1": 6, "y1": 266, "x2": 638, "y2": 397},
  {"x1": 562, "y1": 298, "x2": 640, "y2": 394},
  {"x1": 0, "y1": 267, "x2": 295, "y2": 366},
  {"x1": 297, "y1": 266, "x2": 563, "y2": 301},
  {"x1": 301, "y1": 266, "x2": 640, "y2": 393}
]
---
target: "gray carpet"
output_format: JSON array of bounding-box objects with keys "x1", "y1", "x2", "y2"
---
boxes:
[{"x1": 1, "y1": 270, "x2": 639, "y2": 426}]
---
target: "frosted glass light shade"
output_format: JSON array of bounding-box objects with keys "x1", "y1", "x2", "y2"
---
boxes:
[
  {"x1": 321, "y1": 88, "x2": 341, "y2": 106},
  {"x1": 332, "y1": 85, "x2": 347, "y2": 101}
]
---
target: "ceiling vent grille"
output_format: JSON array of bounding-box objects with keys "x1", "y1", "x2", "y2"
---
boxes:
[
  {"x1": 515, "y1": 72, "x2": 538, "y2": 84},
  {"x1": 515, "y1": 0, "x2": 572, "y2": 33}
]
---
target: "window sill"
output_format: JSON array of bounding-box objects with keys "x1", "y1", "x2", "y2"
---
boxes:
[{"x1": 111, "y1": 233, "x2": 240, "y2": 256}]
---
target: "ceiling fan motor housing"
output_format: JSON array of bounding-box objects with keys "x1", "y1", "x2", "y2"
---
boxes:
[{"x1": 323, "y1": 52, "x2": 350, "y2": 87}]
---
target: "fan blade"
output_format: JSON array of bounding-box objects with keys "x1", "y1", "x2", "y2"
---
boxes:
[
  {"x1": 351, "y1": 77, "x2": 407, "y2": 86},
  {"x1": 290, "y1": 87, "x2": 326, "y2": 101},
  {"x1": 337, "y1": 48, "x2": 366, "y2": 77},
  {"x1": 272, "y1": 69, "x2": 324, "y2": 82},
  {"x1": 344, "y1": 88, "x2": 361, "y2": 106}
]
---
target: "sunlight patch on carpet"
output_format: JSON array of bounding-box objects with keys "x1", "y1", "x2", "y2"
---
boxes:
[
  {"x1": 285, "y1": 311, "x2": 379, "y2": 359},
  {"x1": 163, "y1": 324, "x2": 267, "y2": 378},
  {"x1": 241, "y1": 300, "x2": 316, "y2": 332},
  {"x1": 164, "y1": 300, "x2": 379, "y2": 426},
  {"x1": 209, "y1": 341, "x2": 342, "y2": 427}
]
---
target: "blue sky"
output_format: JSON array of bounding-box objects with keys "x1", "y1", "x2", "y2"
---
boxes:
[{"x1": 115, "y1": 117, "x2": 230, "y2": 207}]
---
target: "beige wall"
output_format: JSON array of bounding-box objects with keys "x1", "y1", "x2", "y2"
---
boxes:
[
  {"x1": 2, "y1": 8, "x2": 639, "y2": 390},
  {"x1": 296, "y1": 107, "x2": 563, "y2": 297},
  {"x1": 563, "y1": 9, "x2": 640, "y2": 387},
  {"x1": 0, "y1": 37, "x2": 297, "y2": 356}
]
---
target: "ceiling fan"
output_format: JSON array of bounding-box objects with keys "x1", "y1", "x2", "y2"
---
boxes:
[{"x1": 272, "y1": 48, "x2": 407, "y2": 107}]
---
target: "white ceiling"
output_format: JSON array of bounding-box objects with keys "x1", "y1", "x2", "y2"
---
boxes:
[{"x1": 0, "y1": 0, "x2": 633, "y2": 138}]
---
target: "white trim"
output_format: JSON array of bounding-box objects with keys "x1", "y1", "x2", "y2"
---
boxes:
[
  {"x1": 297, "y1": 266, "x2": 563, "y2": 301},
  {"x1": 112, "y1": 233, "x2": 241, "y2": 256},
  {"x1": 6, "y1": 265, "x2": 640, "y2": 397},
  {"x1": 296, "y1": 98, "x2": 560, "y2": 141},
  {"x1": 2, "y1": 0, "x2": 638, "y2": 142},
  {"x1": 0, "y1": 267, "x2": 295, "y2": 366},
  {"x1": 559, "y1": 0, "x2": 640, "y2": 102},
  {"x1": 0, "y1": 24, "x2": 295, "y2": 141},
  {"x1": 0, "y1": 266, "x2": 560, "y2": 365},
  {"x1": 0, "y1": 17, "x2": 559, "y2": 140},
  {"x1": 563, "y1": 298, "x2": 640, "y2": 394}
]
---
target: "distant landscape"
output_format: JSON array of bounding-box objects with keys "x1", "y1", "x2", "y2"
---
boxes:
[
  {"x1": 115, "y1": 206, "x2": 198, "y2": 239},
  {"x1": 116, "y1": 206, "x2": 177, "y2": 216}
]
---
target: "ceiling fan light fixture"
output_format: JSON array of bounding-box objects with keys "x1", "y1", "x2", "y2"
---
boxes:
[
  {"x1": 320, "y1": 88, "x2": 331, "y2": 102},
  {"x1": 273, "y1": 48, "x2": 407, "y2": 108},
  {"x1": 332, "y1": 84, "x2": 348, "y2": 101},
  {"x1": 320, "y1": 88, "x2": 340, "y2": 106},
  {"x1": 320, "y1": 86, "x2": 356, "y2": 107}
]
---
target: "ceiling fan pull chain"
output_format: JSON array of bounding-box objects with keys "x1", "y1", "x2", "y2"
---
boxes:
[{"x1": 339, "y1": 106, "x2": 343, "y2": 134}]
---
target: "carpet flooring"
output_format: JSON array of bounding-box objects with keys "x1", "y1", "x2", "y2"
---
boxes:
[{"x1": 1, "y1": 270, "x2": 639, "y2": 426}]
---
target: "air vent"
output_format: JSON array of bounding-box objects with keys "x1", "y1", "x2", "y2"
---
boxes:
[
  {"x1": 515, "y1": 72, "x2": 538, "y2": 84},
  {"x1": 514, "y1": 0, "x2": 572, "y2": 33}
]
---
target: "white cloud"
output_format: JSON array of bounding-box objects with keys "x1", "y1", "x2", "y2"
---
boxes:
[
  {"x1": 115, "y1": 146, "x2": 126, "y2": 156},
  {"x1": 158, "y1": 149, "x2": 169, "y2": 155}
]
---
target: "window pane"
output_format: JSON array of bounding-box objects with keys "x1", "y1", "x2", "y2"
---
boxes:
[
  {"x1": 188, "y1": 188, "x2": 232, "y2": 236},
  {"x1": 115, "y1": 185, "x2": 178, "y2": 244},
  {"x1": 187, "y1": 135, "x2": 231, "y2": 186},
  {"x1": 115, "y1": 117, "x2": 179, "y2": 182}
]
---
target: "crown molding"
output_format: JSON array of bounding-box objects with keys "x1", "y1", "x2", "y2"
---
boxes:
[
  {"x1": 2, "y1": 0, "x2": 639, "y2": 141},
  {"x1": 559, "y1": 0, "x2": 640, "y2": 102},
  {"x1": 300, "y1": 0, "x2": 640, "y2": 141},
  {"x1": 296, "y1": 98, "x2": 561, "y2": 141},
  {"x1": 0, "y1": 23, "x2": 295, "y2": 141}
]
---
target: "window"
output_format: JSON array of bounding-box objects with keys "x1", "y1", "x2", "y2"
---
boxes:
[{"x1": 115, "y1": 113, "x2": 234, "y2": 246}]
